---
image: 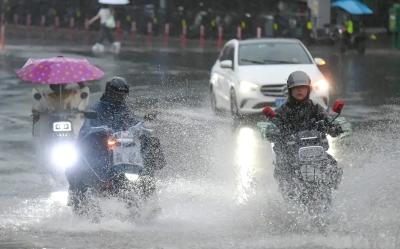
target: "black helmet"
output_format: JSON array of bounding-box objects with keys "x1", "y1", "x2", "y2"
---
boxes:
[
  {"x1": 287, "y1": 71, "x2": 311, "y2": 89},
  {"x1": 103, "y1": 76, "x2": 129, "y2": 104}
]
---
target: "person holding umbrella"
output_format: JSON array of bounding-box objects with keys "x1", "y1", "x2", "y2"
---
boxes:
[
  {"x1": 16, "y1": 56, "x2": 105, "y2": 174},
  {"x1": 19, "y1": 56, "x2": 104, "y2": 137},
  {"x1": 87, "y1": 3, "x2": 121, "y2": 53},
  {"x1": 31, "y1": 82, "x2": 88, "y2": 116}
]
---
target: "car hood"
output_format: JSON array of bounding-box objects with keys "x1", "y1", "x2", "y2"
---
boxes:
[{"x1": 236, "y1": 64, "x2": 324, "y2": 84}]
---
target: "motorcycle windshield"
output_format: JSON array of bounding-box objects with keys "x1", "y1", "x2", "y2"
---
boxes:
[{"x1": 78, "y1": 125, "x2": 145, "y2": 182}]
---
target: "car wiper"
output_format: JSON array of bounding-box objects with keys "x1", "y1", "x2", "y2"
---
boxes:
[
  {"x1": 240, "y1": 59, "x2": 267, "y2": 65},
  {"x1": 263, "y1": 60, "x2": 299, "y2": 64}
]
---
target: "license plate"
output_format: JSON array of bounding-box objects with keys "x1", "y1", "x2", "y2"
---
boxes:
[
  {"x1": 275, "y1": 98, "x2": 286, "y2": 107},
  {"x1": 300, "y1": 165, "x2": 323, "y2": 182},
  {"x1": 113, "y1": 141, "x2": 143, "y2": 166},
  {"x1": 298, "y1": 146, "x2": 325, "y2": 162}
]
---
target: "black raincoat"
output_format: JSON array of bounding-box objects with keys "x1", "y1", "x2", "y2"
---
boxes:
[{"x1": 273, "y1": 98, "x2": 339, "y2": 138}]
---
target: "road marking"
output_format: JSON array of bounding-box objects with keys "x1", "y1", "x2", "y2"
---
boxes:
[{"x1": 0, "y1": 114, "x2": 31, "y2": 126}]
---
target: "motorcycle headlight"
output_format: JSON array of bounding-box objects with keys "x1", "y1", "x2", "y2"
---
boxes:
[
  {"x1": 311, "y1": 79, "x2": 329, "y2": 91},
  {"x1": 125, "y1": 173, "x2": 139, "y2": 182},
  {"x1": 240, "y1": 81, "x2": 259, "y2": 92},
  {"x1": 51, "y1": 143, "x2": 77, "y2": 168}
]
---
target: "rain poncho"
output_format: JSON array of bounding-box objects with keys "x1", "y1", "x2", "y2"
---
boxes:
[
  {"x1": 273, "y1": 98, "x2": 338, "y2": 136},
  {"x1": 78, "y1": 94, "x2": 142, "y2": 141}
]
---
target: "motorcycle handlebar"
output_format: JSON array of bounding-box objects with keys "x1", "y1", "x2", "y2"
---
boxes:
[{"x1": 267, "y1": 119, "x2": 333, "y2": 139}]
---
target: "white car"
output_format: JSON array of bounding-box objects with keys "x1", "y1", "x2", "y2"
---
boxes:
[{"x1": 210, "y1": 38, "x2": 329, "y2": 116}]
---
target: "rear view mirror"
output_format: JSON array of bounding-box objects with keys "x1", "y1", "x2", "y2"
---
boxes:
[
  {"x1": 332, "y1": 100, "x2": 344, "y2": 114},
  {"x1": 262, "y1": 106, "x2": 276, "y2": 118},
  {"x1": 83, "y1": 111, "x2": 97, "y2": 119},
  {"x1": 34, "y1": 93, "x2": 42, "y2": 101},
  {"x1": 80, "y1": 92, "x2": 88, "y2": 99},
  {"x1": 220, "y1": 60, "x2": 233, "y2": 69}
]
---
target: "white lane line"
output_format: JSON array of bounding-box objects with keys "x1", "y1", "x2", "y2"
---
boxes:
[{"x1": 0, "y1": 114, "x2": 31, "y2": 126}]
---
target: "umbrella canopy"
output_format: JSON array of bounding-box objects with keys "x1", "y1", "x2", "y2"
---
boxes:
[
  {"x1": 99, "y1": 0, "x2": 129, "y2": 5},
  {"x1": 16, "y1": 56, "x2": 104, "y2": 84},
  {"x1": 332, "y1": 0, "x2": 373, "y2": 15}
]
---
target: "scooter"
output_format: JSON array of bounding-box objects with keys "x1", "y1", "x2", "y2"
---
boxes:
[
  {"x1": 66, "y1": 112, "x2": 165, "y2": 221},
  {"x1": 257, "y1": 100, "x2": 353, "y2": 231},
  {"x1": 331, "y1": 26, "x2": 367, "y2": 55},
  {"x1": 32, "y1": 90, "x2": 89, "y2": 185}
]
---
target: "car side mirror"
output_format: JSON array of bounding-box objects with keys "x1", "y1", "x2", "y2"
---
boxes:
[
  {"x1": 80, "y1": 92, "x2": 88, "y2": 99},
  {"x1": 220, "y1": 60, "x2": 233, "y2": 69},
  {"x1": 83, "y1": 111, "x2": 97, "y2": 119},
  {"x1": 34, "y1": 93, "x2": 42, "y2": 101},
  {"x1": 314, "y1": 57, "x2": 326, "y2": 66}
]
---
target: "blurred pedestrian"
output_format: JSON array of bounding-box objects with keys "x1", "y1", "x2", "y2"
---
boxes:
[{"x1": 87, "y1": 4, "x2": 120, "y2": 53}]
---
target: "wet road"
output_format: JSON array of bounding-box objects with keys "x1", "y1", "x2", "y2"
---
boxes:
[{"x1": 0, "y1": 41, "x2": 400, "y2": 248}]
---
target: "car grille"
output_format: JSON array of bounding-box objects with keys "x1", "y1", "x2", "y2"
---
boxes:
[
  {"x1": 253, "y1": 102, "x2": 276, "y2": 109},
  {"x1": 260, "y1": 84, "x2": 288, "y2": 97}
]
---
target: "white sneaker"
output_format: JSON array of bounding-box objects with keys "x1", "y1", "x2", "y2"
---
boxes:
[
  {"x1": 111, "y1": 42, "x2": 121, "y2": 54},
  {"x1": 92, "y1": 43, "x2": 105, "y2": 53}
]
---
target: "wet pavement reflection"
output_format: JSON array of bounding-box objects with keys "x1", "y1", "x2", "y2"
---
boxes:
[{"x1": 312, "y1": 51, "x2": 400, "y2": 106}]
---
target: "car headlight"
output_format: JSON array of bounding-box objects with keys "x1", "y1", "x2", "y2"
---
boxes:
[
  {"x1": 240, "y1": 81, "x2": 259, "y2": 92},
  {"x1": 125, "y1": 173, "x2": 139, "y2": 182},
  {"x1": 210, "y1": 73, "x2": 219, "y2": 84},
  {"x1": 51, "y1": 143, "x2": 77, "y2": 168},
  {"x1": 311, "y1": 79, "x2": 329, "y2": 91}
]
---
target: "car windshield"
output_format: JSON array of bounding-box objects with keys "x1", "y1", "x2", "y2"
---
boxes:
[{"x1": 238, "y1": 42, "x2": 313, "y2": 65}]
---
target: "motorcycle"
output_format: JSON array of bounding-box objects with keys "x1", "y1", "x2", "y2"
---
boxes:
[
  {"x1": 331, "y1": 26, "x2": 367, "y2": 55},
  {"x1": 256, "y1": 100, "x2": 353, "y2": 229},
  {"x1": 32, "y1": 91, "x2": 89, "y2": 185},
  {"x1": 66, "y1": 111, "x2": 165, "y2": 220}
]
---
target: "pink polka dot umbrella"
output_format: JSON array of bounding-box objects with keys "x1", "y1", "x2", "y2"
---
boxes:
[{"x1": 15, "y1": 55, "x2": 105, "y2": 84}]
